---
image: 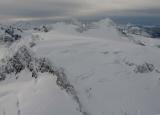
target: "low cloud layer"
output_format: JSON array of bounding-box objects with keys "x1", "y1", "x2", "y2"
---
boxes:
[{"x1": 0, "y1": 0, "x2": 159, "y2": 21}]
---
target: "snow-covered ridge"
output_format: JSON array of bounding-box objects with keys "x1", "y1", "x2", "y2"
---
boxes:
[
  {"x1": 0, "y1": 45, "x2": 89, "y2": 115},
  {"x1": 1, "y1": 18, "x2": 160, "y2": 115}
]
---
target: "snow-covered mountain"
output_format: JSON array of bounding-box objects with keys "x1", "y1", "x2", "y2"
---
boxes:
[
  {"x1": 117, "y1": 24, "x2": 160, "y2": 39},
  {"x1": 1, "y1": 18, "x2": 160, "y2": 115}
]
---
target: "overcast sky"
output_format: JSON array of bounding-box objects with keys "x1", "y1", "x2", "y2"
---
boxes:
[{"x1": 0, "y1": 0, "x2": 159, "y2": 21}]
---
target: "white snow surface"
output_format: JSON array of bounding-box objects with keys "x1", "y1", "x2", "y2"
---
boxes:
[{"x1": 1, "y1": 19, "x2": 160, "y2": 115}]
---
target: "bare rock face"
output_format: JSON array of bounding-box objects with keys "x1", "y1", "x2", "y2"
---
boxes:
[
  {"x1": 76, "y1": 23, "x2": 96, "y2": 33},
  {"x1": 0, "y1": 46, "x2": 54, "y2": 80},
  {"x1": 0, "y1": 26, "x2": 22, "y2": 44},
  {"x1": 33, "y1": 25, "x2": 50, "y2": 33},
  {"x1": 134, "y1": 63, "x2": 155, "y2": 73}
]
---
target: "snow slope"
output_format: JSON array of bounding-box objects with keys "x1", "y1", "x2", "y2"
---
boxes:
[
  {"x1": 0, "y1": 73, "x2": 81, "y2": 115},
  {"x1": 1, "y1": 19, "x2": 160, "y2": 115}
]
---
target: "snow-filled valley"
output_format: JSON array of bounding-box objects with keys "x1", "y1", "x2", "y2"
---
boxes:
[{"x1": 0, "y1": 19, "x2": 160, "y2": 115}]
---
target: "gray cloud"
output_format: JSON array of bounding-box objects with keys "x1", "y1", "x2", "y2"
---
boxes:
[
  {"x1": 0, "y1": 0, "x2": 159, "y2": 21},
  {"x1": 105, "y1": 8, "x2": 160, "y2": 16},
  {"x1": 2, "y1": 2, "x2": 81, "y2": 15},
  {"x1": 0, "y1": 0, "x2": 87, "y2": 20}
]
